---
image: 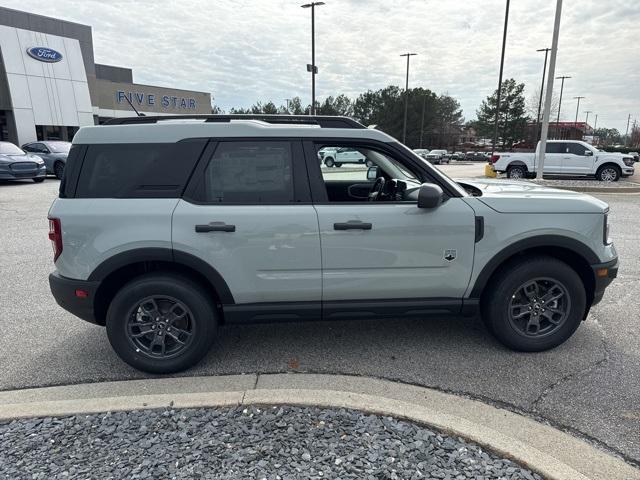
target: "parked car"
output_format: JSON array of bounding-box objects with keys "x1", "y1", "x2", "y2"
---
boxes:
[
  {"x1": 491, "y1": 140, "x2": 635, "y2": 181},
  {"x1": 22, "y1": 141, "x2": 71, "y2": 179},
  {"x1": 0, "y1": 141, "x2": 46, "y2": 183},
  {"x1": 424, "y1": 149, "x2": 450, "y2": 164},
  {"x1": 412, "y1": 149, "x2": 430, "y2": 159},
  {"x1": 451, "y1": 151, "x2": 465, "y2": 161},
  {"x1": 318, "y1": 146, "x2": 373, "y2": 167},
  {"x1": 466, "y1": 152, "x2": 489, "y2": 162},
  {"x1": 48, "y1": 114, "x2": 618, "y2": 373}
]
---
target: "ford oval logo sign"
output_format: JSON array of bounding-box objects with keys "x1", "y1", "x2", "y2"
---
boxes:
[{"x1": 26, "y1": 47, "x2": 63, "y2": 63}]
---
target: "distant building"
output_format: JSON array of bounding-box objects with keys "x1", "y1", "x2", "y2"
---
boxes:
[{"x1": 524, "y1": 121, "x2": 593, "y2": 146}]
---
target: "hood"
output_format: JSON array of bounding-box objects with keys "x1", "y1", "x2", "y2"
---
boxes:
[
  {"x1": 456, "y1": 178, "x2": 608, "y2": 214},
  {"x1": 0, "y1": 153, "x2": 37, "y2": 163}
]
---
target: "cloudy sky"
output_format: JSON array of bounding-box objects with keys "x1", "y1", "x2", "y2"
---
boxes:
[{"x1": 4, "y1": 0, "x2": 639, "y2": 132}]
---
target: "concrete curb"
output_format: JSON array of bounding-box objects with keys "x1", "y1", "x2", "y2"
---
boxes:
[
  {"x1": 546, "y1": 185, "x2": 640, "y2": 193},
  {"x1": 0, "y1": 374, "x2": 637, "y2": 480}
]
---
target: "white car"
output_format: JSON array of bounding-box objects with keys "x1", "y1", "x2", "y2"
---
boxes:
[
  {"x1": 491, "y1": 140, "x2": 635, "y2": 181},
  {"x1": 424, "y1": 149, "x2": 450, "y2": 165},
  {"x1": 319, "y1": 146, "x2": 373, "y2": 167}
]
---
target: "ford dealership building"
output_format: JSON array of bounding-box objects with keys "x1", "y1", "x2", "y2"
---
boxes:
[{"x1": 0, "y1": 6, "x2": 212, "y2": 146}]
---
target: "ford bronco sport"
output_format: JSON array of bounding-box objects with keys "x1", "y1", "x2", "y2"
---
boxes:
[{"x1": 48, "y1": 115, "x2": 618, "y2": 373}]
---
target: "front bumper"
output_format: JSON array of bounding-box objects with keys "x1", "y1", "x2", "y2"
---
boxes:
[
  {"x1": 0, "y1": 164, "x2": 46, "y2": 180},
  {"x1": 622, "y1": 167, "x2": 634, "y2": 176},
  {"x1": 591, "y1": 258, "x2": 618, "y2": 306},
  {"x1": 49, "y1": 271, "x2": 100, "y2": 324}
]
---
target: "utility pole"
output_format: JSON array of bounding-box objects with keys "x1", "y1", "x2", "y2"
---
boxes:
[
  {"x1": 584, "y1": 110, "x2": 592, "y2": 133},
  {"x1": 492, "y1": 0, "x2": 511, "y2": 155},
  {"x1": 573, "y1": 97, "x2": 585, "y2": 140},
  {"x1": 419, "y1": 94, "x2": 426, "y2": 148},
  {"x1": 400, "y1": 52, "x2": 418, "y2": 145},
  {"x1": 536, "y1": 0, "x2": 563, "y2": 180},
  {"x1": 534, "y1": 48, "x2": 551, "y2": 143},
  {"x1": 301, "y1": 2, "x2": 325, "y2": 115},
  {"x1": 555, "y1": 75, "x2": 571, "y2": 139},
  {"x1": 625, "y1": 114, "x2": 632, "y2": 146}
]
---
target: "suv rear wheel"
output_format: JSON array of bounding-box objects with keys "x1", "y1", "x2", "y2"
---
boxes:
[
  {"x1": 482, "y1": 256, "x2": 586, "y2": 351},
  {"x1": 106, "y1": 273, "x2": 218, "y2": 373},
  {"x1": 54, "y1": 161, "x2": 65, "y2": 180},
  {"x1": 324, "y1": 157, "x2": 335, "y2": 167},
  {"x1": 507, "y1": 164, "x2": 527, "y2": 179}
]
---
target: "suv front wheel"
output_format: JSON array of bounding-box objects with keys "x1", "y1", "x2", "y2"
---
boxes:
[
  {"x1": 482, "y1": 256, "x2": 586, "y2": 352},
  {"x1": 106, "y1": 273, "x2": 218, "y2": 373}
]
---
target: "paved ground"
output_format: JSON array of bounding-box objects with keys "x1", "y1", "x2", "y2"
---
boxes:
[
  {"x1": 0, "y1": 405, "x2": 543, "y2": 480},
  {"x1": 0, "y1": 178, "x2": 638, "y2": 465}
]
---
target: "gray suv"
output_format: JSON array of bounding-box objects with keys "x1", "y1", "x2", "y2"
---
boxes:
[
  {"x1": 48, "y1": 115, "x2": 618, "y2": 373},
  {"x1": 22, "y1": 141, "x2": 71, "y2": 179}
]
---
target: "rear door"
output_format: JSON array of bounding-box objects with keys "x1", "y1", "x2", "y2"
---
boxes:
[
  {"x1": 541, "y1": 142, "x2": 566, "y2": 173},
  {"x1": 172, "y1": 139, "x2": 322, "y2": 315}
]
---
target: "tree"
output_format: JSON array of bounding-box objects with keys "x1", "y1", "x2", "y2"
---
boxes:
[
  {"x1": 315, "y1": 95, "x2": 353, "y2": 116},
  {"x1": 476, "y1": 78, "x2": 529, "y2": 149},
  {"x1": 593, "y1": 128, "x2": 621, "y2": 146},
  {"x1": 526, "y1": 90, "x2": 559, "y2": 122}
]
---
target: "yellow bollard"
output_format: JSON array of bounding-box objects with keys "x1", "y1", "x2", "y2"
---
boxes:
[{"x1": 484, "y1": 163, "x2": 497, "y2": 178}]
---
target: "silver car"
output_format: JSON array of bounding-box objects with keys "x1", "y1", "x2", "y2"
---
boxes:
[
  {"x1": 0, "y1": 141, "x2": 46, "y2": 183},
  {"x1": 22, "y1": 141, "x2": 71, "y2": 179}
]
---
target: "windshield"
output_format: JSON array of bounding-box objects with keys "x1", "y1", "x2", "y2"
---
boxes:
[
  {"x1": 0, "y1": 143, "x2": 24, "y2": 155},
  {"x1": 48, "y1": 141, "x2": 71, "y2": 153}
]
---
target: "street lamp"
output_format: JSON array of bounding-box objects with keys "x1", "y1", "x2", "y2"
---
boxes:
[
  {"x1": 492, "y1": 0, "x2": 510, "y2": 155},
  {"x1": 555, "y1": 75, "x2": 571, "y2": 138},
  {"x1": 573, "y1": 96, "x2": 585, "y2": 138},
  {"x1": 584, "y1": 110, "x2": 592, "y2": 133},
  {"x1": 534, "y1": 48, "x2": 551, "y2": 142},
  {"x1": 400, "y1": 52, "x2": 417, "y2": 145},
  {"x1": 301, "y1": 2, "x2": 325, "y2": 115}
]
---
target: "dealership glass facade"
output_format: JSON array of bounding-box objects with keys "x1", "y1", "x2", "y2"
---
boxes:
[{"x1": 0, "y1": 6, "x2": 212, "y2": 146}]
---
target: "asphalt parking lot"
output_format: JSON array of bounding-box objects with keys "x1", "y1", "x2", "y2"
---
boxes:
[{"x1": 0, "y1": 177, "x2": 638, "y2": 465}]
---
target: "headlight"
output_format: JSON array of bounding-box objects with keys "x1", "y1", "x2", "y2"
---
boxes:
[
  {"x1": 603, "y1": 214, "x2": 611, "y2": 245},
  {"x1": 623, "y1": 157, "x2": 634, "y2": 167}
]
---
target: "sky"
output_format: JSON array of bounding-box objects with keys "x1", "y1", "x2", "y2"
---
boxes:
[{"x1": 2, "y1": 0, "x2": 639, "y2": 132}]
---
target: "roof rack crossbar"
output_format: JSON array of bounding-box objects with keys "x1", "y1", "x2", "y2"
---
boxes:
[{"x1": 102, "y1": 114, "x2": 365, "y2": 129}]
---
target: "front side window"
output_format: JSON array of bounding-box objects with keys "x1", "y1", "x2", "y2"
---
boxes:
[
  {"x1": 317, "y1": 143, "x2": 421, "y2": 202},
  {"x1": 202, "y1": 141, "x2": 294, "y2": 203},
  {"x1": 567, "y1": 143, "x2": 587, "y2": 156}
]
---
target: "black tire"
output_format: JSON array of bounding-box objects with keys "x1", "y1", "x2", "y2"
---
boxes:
[
  {"x1": 54, "y1": 161, "x2": 65, "y2": 180},
  {"x1": 33, "y1": 178, "x2": 45, "y2": 183},
  {"x1": 481, "y1": 256, "x2": 586, "y2": 352},
  {"x1": 106, "y1": 273, "x2": 218, "y2": 373},
  {"x1": 324, "y1": 157, "x2": 335, "y2": 167},
  {"x1": 596, "y1": 164, "x2": 620, "y2": 182},
  {"x1": 365, "y1": 159, "x2": 374, "y2": 167},
  {"x1": 507, "y1": 164, "x2": 527, "y2": 179}
]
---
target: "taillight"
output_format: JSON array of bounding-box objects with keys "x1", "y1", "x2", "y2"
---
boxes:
[
  {"x1": 48, "y1": 217, "x2": 62, "y2": 262},
  {"x1": 490, "y1": 154, "x2": 500, "y2": 164}
]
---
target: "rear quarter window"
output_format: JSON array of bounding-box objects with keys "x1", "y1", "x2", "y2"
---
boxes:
[{"x1": 74, "y1": 139, "x2": 207, "y2": 198}]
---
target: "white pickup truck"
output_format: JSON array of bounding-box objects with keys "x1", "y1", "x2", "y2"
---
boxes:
[{"x1": 491, "y1": 140, "x2": 635, "y2": 181}]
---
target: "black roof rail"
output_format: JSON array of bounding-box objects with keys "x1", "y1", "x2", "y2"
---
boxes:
[{"x1": 102, "y1": 114, "x2": 365, "y2": 129}]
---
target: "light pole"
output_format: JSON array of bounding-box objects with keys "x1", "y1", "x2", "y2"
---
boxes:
[
  {"x1": 419, "y1": 94, "x2": 427, "y2": 148},
  {"x1": 584, "y1": 110, "x2": 592, "y2": 133},
  {"x1": 400, "y1": 52, "x2": 417, "y2": 145},
  {"x1": 534, "y1": 48, "x2": 551, "y2": 143},
  {"x1": 555, "y1": 75, "x2": 571, "y2": 138},
  {"x1": 625, "y1": 113, "x2": 632, "y2": 146},
  {"x1": 492, "y1": 0, "x2": 511, "y2": 155},
  {"x1": 593, "y1": 114, "x2": 598, "y2": 131},
  {"x1": 573, "y1": 96, "x2": 584, "y2": 139},
  {"x1": 535, "y1": 0, "x2": 563, "y2": 180},
  {"x1": 301, "y1": 2, "x2": 324, "y2": 115}
]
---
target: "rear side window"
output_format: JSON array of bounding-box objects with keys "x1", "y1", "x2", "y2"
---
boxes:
[
  {"x1": 75, "y1": 139, "x2": 207, "y2": 198},
  {"x1": 546, "y1": 143, "x2": 567, "y2": 154},
  {"x1": 200, "y1": 141, "x2": 295, "y2": 203}
]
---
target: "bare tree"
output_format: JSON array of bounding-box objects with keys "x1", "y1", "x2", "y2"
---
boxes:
[{"x1": 526, "y1": 90, "x2": 559, "y2": 122}]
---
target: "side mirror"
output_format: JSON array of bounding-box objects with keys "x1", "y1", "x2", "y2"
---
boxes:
[
  {"x1": 418, "y1": 183, "x2": 444, "y2": 209},
  {"x1": 366, "y1": 166, "x2": 379, "y2": 181},
  {"x1": 585, "y1": 150, "x2": 593, "y2": 156}
]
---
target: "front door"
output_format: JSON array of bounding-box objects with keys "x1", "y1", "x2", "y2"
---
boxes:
[
  {"x1": 309, "y1": 141, "x2": 476, "y2": 311},
  {"x1": 562, "y1": 142, "x2": 595, "y2": 175},
  {"x1": 172, "y1": 140, "x2": 321, "y2": 314}
]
